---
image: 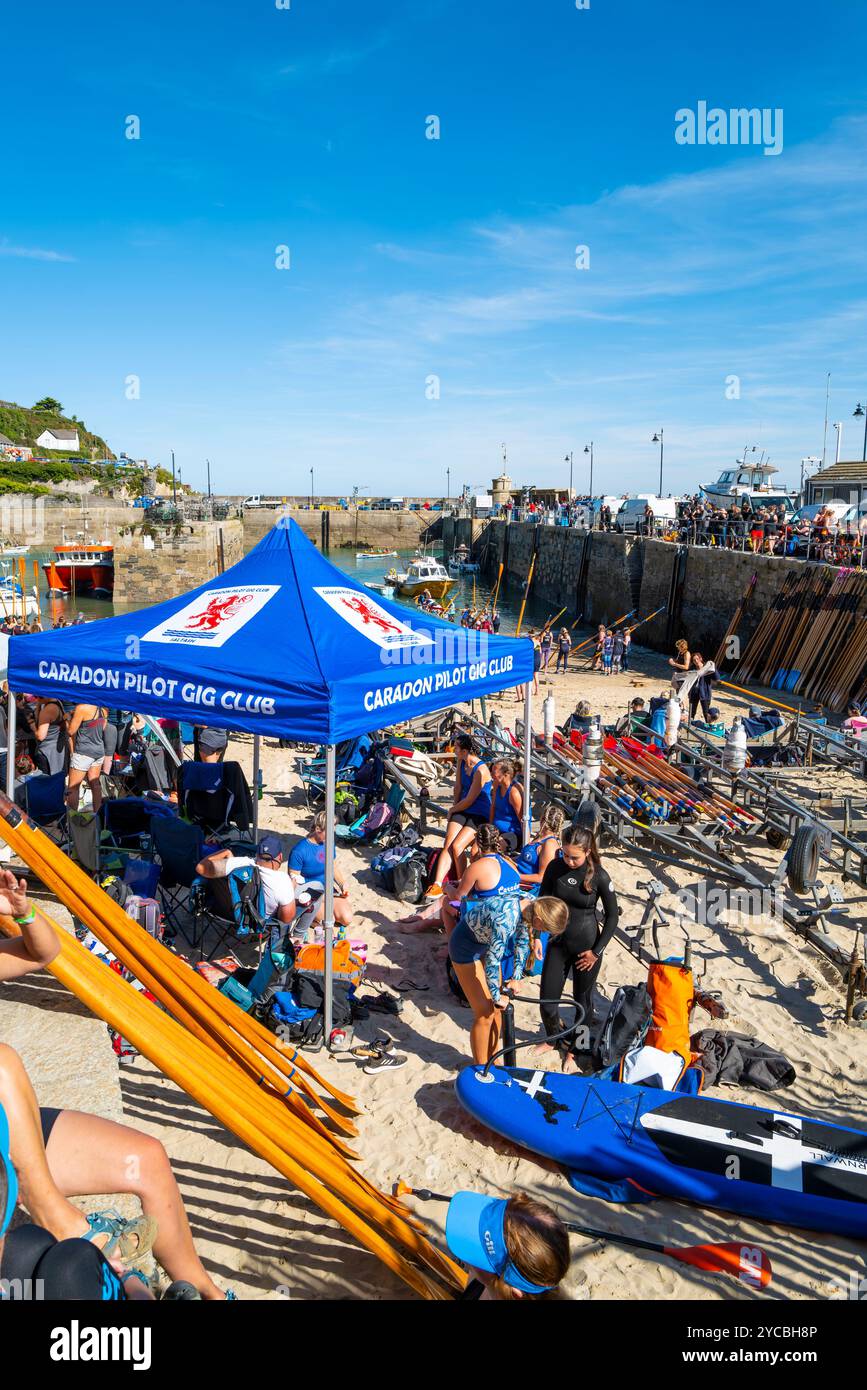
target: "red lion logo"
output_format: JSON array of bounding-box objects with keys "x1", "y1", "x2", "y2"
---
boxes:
[
  {"x1": 183, "y1": 593, "x2": 254, "y2": 632},
  {"x1": 341, "y1": 595, "x2": 402, "y2": 635}
]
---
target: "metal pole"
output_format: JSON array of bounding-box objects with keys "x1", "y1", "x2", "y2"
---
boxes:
[
  {"x1": 252, "y1": 734, "x2": 260, "y2": 839},
  {"x1": 171, "y1": 450, "x2": 177, "y2": 507},
  {"x1": 522, "y1": 680, "x2": 532, "y2": 846},
  {"x1": 323, "y1": 743, "x2": 336, "y2": 1043},
  {"x1": 5, "y1": 689, "x2": 16, "y2": 800},
  {"x1": 206, "y1": 457, "x2": 212, "y2": 512},
  {"x1": 659, "y1": 430, "x2": 664, "y2": 496}
]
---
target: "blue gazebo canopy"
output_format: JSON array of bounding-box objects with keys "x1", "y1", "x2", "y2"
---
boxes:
[{"x1": 8, "y1": 518, "x2": 533, "y2": 743}]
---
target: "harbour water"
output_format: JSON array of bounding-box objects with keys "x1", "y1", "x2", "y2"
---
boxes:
[{"x1": 27, "y1": 545, "x2": 557, "y2": 636}]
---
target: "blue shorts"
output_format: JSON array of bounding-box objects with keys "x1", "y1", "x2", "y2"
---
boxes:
[{"x1": 448, "y1": 919, "x2": 486, "y2": 966}]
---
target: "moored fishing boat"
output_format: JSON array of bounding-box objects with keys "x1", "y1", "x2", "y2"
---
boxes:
[
  {"x1": 393, "y1": 557, "x2": 456, "y2": 600},
  {"x1": 43, "y1": 537, "x2": 114, "y2": 597},
  {"x1": 356, "y1": 548, "x2": 397, "y2": 560}
]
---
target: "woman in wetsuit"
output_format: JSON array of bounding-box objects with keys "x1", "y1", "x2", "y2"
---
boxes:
[
  {"x1": 537, "y1": 824, "x2": 619, "y2": 1073},
  {"x1": 425, "y1": 734, "x2": 492, "y2": 899}
]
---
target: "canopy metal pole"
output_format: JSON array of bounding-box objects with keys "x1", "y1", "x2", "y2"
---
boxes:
[
  {"x1": 323, "y1": 743, "x2": 336, "y2": 1043},
  {"x1": 522, "y1": 680, "x2": 532, "y2": 845},
  {"x1": 5, "y1": 689, "x2": 15, "y2": 801},
  {"x1": 252, "y1": 734, "x2": 261, "y2": 840}
]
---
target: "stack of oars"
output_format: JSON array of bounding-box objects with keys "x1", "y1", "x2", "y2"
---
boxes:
[
  {"x1": 733, "y1": 565, "x2": 867, "y2": 710},
  {"x1": 553, "y1": 734, "x2": 753, "y2": 830},
  {"x1": 0, "y1": 796, "x2": 464, "y2": 1299}
]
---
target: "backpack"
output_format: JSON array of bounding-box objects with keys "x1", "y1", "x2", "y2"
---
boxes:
[
  {"x1": 294, "y1": 939, "x2": 365, "y2": 989},
  {"x1": 371, "y1": 845, "x2": 414, "y2": 892},
  {"x1": 334, "y1": 790, "x2": 361, "y2": 826},
  {"x1": 393, "y1": 848, "x2": 432, "y2": 904},
  {"x1": 590, "y1": 983, "x2": 651, "y2": 1071},
  {"x1": 359, "y1": 801, "x2": 395, "y2": 835}
]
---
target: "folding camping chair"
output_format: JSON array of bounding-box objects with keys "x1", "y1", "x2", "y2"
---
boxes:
[
  {"x1": 152, "y1": 815, "x2": 205, "y2": 937},
  {"x1": 99, "y1": 797, "x2": 176, "y2": 866},
  {"x1": 22, "y1": 771, "x2": 68, "y2": 845},
  {"x1": 335, "y1": 780, "x2": 406, "y2": 846},
  {"x1": 190, "y1": 862, "x2": 269, "y2": 961},
  {"x1": 299, "y1": 735, "x2": 374, "y2": 808},
  {"x1": 179, "y1": 760, "x2": 253, "y2": 838}
]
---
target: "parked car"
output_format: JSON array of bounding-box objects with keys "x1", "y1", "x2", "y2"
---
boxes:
[{"x1": 615, "y1": 495, "x2": 679, "y2": 534}]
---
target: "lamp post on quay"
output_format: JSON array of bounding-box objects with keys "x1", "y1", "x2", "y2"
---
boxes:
[
  {"x1": 854, "y1": 402, "x2": 867, "y2": 462},
  {"x1": 652, "y1": 429, "x2": 664, "y2": 495}
]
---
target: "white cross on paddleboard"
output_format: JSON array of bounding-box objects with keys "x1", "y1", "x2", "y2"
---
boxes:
[
  {"x1": 641, "y1": 1110, "x2": 865, "y2": 1192},
  {"x1": 513, "y1": 1071, "x2": 553, "y2": 1101}
]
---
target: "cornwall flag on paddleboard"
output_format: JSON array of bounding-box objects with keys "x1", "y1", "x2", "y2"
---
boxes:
[{"x1": 455, "y1": 1066, "x2": 867, "y2": 1239}]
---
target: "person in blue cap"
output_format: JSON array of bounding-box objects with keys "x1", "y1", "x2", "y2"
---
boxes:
[
  {"x1": 197, "y1": 831, "x2": 297, "y2": 927},
  {"x1": 446, "y1": 1190, "x2": 570, "y2": 1300}
]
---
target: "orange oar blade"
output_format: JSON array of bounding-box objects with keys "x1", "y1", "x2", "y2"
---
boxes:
[{"x1": 666, "y1": 1241, "x2": 772, "y2": 1288}]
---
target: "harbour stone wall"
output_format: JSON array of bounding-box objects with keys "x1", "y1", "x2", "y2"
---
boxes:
[
  {"x1": 113, "y1": 520, "x2": 244, "y2": 606},
  {"x1": 463, "y1": 519, "x2": 831, "y2": 659}
]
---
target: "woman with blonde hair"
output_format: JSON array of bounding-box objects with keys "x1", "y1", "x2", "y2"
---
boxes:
[
  {"x1": 668, "y1": 638, "x2": 691, "y2": 693},
  {"x1": 444, "y1": 824, "x2": 569, "y2": 1063}
]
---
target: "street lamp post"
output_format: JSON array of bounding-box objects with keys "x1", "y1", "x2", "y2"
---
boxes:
[
  {"x1": 583, "y1": 442, "x2": 594, "y2": 498},
  {"x1": 310, "y1": 468, "x2": 314, "y2": 510},
  {"x1": 564, "y1": 452, "x2": 573, "y2": 504},
  {"x1": 854, "y1": 402, "x2": 867, "y2": 463},
  {"x1": 446, "y1": 467, "x2": 450, "y2": 508},
  {"x1": 652, "y1": 429, "x2": 664, "y2": 495},
  {"x1": 205, "y1": 457, "x2": 212, "y2": 512}
]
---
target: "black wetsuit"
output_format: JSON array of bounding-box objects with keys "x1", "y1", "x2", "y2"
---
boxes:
[{"x1": 538, "y1": 857, "x2": 619, "y2": 1049}]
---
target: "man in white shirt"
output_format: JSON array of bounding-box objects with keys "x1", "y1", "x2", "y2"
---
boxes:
[{"x1": 196, "y1": 832, "x2": 296, "y2": 927}]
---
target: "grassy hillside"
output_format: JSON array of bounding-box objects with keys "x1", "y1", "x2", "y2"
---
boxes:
[
  {"x1": 0, "y1": 398, "x2": 113, "y2": 458},
  {"x1": 0, "y1": 397, "x2": 114, "y2": 494}
]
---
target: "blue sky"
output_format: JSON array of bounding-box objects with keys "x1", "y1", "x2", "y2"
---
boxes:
[{"x1": 2, "y1": 0, "x2": 866, "y2": 498}]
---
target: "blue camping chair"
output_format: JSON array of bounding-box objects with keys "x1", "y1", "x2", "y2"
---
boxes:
[
  {"x1": 299, "y1": 735, "x2": 373, "y2": 808},
  {"x1": 190, "y1": 861, "x2": 269, "y2": 961},
  {"x1": 100, "y1": 798, "x2": 177, "y2": 868},
  {"x1": 122, "y1": 857, "x2": 161, "y2": 901},
  {"x1": 23, "y1": 771, "x2": 68, "y2": 844},
  {"x1": 179, "y1": 761, "x2": 253, "y2": 838},
  {"x1": 152, "y1": 816, "x2": 205, "y2": 936}
]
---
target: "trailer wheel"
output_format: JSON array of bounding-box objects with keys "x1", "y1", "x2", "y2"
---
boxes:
[
  {"x1": 766, "y1": 827, "x2": 791, "y2": 851},
  {"x1": 573, "y1": 800, "x2": 602, "y2": 836},
  {"x1": 787, "y1": 826, "x2": 820, "y2": 896}
]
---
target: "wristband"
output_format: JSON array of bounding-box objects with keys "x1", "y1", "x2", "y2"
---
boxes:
[{"x1": 14, "y1": 908, "x2": 35, "y2": 925}]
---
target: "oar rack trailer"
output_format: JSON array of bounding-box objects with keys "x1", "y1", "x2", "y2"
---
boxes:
[{"x1": 458, "y1": 712, "x2": 865, "y2": 995}]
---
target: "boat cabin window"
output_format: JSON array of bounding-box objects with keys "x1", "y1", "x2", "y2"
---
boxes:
[{"x1": 720, "y1": 471, "x2": 735, "y2": 484}]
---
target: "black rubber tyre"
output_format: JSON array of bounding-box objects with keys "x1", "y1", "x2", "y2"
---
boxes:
[
  {"x1": 766, "y1": 826, "x2": 791, "y2": 852},
  {"x1": 787, "y1": 825, "x2": 820, "y2": 896},
  {"x1": 573, "y1": 799, "x2": 602, "y2": 836}
]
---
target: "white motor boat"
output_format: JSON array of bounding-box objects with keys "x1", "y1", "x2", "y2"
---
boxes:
[{"x1": 701, "y1": 456, "x2": 797, "y2": 510}]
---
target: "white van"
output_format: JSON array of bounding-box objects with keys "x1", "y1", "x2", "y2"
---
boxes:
[
  {"x1": 615, "y1": 496, "x2": 679, "y2": 534},
  {"x1": 244, "y1": 495, "x2": 263, "y2": 508}
]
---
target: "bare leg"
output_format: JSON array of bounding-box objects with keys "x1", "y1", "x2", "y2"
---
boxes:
[
  {"x1": 452, "y1": 961, "x2": 500, "y2": 1064},
  {"x1": 428, "y1": 817, "x2": 465, "y2": 888},
  {"x1": 448, "y1": 824, "x2": 477, "y2": 880},
  {"x1": 65, "y1": 768, "x2": 84, "y2": 813},
  {"x1": 86, "y1": 762, "x2": 103, "y2": 815},
  {"x1": 45, "y1": 1111, "x2": 225, "y2": 1300},
  {"x1": 0, "y1": 1044, "x2": 97, "y2": 1242}
]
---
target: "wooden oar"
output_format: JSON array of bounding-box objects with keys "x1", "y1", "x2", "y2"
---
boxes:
[{"x1": 515, "y1": 554, "x2": 536, "y2": 636}]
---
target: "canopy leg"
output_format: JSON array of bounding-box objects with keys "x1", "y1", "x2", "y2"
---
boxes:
[
  {"x1": 252, "y1": 734, "x2": 261, "y2": 840},
  {"x1": 323, "y1": 743, "x2": 336, "y2": 1044},
  {"x1": 5, "y1": 688, "x2": 16, "y2": 801},
  {"x1": 522, "y1": 681, "x2": 532, "y2": 846}
]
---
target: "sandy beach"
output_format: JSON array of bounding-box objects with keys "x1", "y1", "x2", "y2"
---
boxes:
[{"x1": 3, "y1": 638, "x2": 866, "y2": 1302}]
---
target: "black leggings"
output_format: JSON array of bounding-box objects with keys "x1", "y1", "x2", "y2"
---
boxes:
[{"x1": 539, "y1": 939, "x2": 602, "y2": 1050}]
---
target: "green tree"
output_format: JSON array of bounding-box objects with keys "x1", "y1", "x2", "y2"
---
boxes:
[{"x1": 33, "y1": 396, "x2": 64, "y2": 413}]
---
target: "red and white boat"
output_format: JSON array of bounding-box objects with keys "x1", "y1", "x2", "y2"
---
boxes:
[{"x1": 43, "y1": 540, "x2": 114, "y2": 597}]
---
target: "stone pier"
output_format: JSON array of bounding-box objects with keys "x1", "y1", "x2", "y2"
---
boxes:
[{"x1": 113, "y1": 519, "x2": 244, "y2": 606}]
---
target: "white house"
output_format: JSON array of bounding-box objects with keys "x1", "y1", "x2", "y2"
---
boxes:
[{"x1": 36, "y1": 427, "x2": 79, "y2": 451}]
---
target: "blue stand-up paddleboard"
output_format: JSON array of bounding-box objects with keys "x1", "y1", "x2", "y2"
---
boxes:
[{"x1": 455, "y1": 1066, "x2": 867, "y2": 1239}]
